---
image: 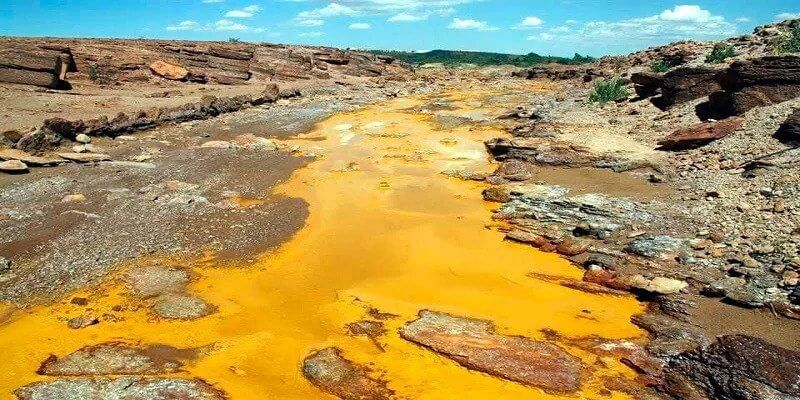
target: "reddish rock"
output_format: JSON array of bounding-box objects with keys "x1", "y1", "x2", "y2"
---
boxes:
[
  {"x1": 658, "y1": 117, "x2": 744, "y2": 150},
  {"x1": 302, "y1": 347, "x2": 395, "y2": 400},
  {"x1": 482, "y1": 186, "x2": 511, "y2": 203},
  {"x1": 149, "y1": 60, "x2": 189, "y2": 81},
  {"x1": 583, "y1": 269, "x2": 633, "y2": 292},
  {"x1": 400, "y1": 310, "x2": 582, "y2": 393},
  {"x1": 556, "y1": 238, "x2": 591, "y2": 256}
]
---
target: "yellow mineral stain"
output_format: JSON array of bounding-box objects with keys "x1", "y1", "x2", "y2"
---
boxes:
[{"x1": 0, "y1": 88, "x2": 646, "y2": 399}]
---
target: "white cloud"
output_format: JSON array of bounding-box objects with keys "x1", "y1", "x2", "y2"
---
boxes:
[
  {"x1": 776, "y1": 12, "x2": 800, "y2": 21},
  {"x1": 165, "y1": 18, "x2": 263, "y2": 32},
  {"x1": 659, "y1": 5, "x2": 713, "y2": 22},
  {"x1": 513, "y1": 16, "x2": 543, "y2": 29},
  {"x1": 225, "y1": 4, "x2": 261, "y2": 18},
  {"x1": 527, "y1": 32, "x2": 554, "y2": 41},
  {"x1": 213, "y1": 19, "x2": 250, "y2": 31},
  {"x1": 537, "y1": 5, "x2": 736, "y2": 46},
  {"x1": 298, "y1": 3, "x2": 359, "y2": 19},
  {"x1": 299, "y1": 31, "x2": 324, "y2": 37},
  {"x1": 166, "y1": 20, "x2": 201, "y2": 31},
  {"x1": 735, "y1": 17, "x2": 751, "y2": 23},
  {"x1": 388, "y1": 12, "x2": 428, "y2": 22},
  {"x1": 297, "y1": 19, "x2": 324, "y2": 26},
  {"x1": 448, "y1": 18, "x2": 498, "y2": 31},
  {"x1": 202, "y1": 0, "x2": 224, "y2": 3},
  {"x1": 565, "y1": 19, "x2": 578, "y2": 25},
  {"x1": 349, "y1": 22, "x2": 371, "y2": 30}
]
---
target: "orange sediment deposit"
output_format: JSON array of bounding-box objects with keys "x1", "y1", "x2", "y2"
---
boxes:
[{"x1": 0, "y1": 88, "x2": 647, "y2": 399}]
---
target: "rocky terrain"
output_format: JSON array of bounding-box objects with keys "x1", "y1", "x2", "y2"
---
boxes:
[{"x1": 1, "y1": 18, "x2": 800, "y2": 400}]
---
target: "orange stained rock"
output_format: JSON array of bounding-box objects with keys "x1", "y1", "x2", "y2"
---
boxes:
[{"x1": 0, "y1": 89, "x2": 647, "y2": 399}]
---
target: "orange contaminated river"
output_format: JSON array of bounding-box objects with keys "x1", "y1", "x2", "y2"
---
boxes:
[{"x1": 0, "y1": 88, "x2": 646, "y2": 399}]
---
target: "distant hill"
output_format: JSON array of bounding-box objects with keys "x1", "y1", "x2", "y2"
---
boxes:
[{"x1": 364, "y1": 49, "x2": 595, "y2": 67}]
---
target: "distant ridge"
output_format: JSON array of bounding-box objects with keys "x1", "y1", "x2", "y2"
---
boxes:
[{"x1": 364, "y1": 49, "x2": 595, "y2": 67}]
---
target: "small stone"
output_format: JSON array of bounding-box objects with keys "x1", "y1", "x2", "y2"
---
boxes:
[
  {"x1": 75, "y1": 134, "x2": 91, "y2": 144},
  {"x1": 0, "y1": 257, "x2": 11, "y2": 273},
  {"x1": 773, "y1": 199, "x2": 786, "y2": 213},
  {"x1": 70, "y1": 297, "x2": 89, "y2": 306},
  {"x1": 200, "y1": 140, "x2": 232, "y2": 149},
  {"x1": 0, "y1": 159, "x2": 28, "y2": 173},
  {"x1": 67, "y1": 315, "x2": 99, "y2": 329},
  {"x1": 61, "y1": 194, "x2": 87, "y2": 203}
]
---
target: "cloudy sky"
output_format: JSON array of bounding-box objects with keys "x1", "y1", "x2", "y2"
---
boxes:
[{"x1": 1, "y1": 1, "x2": 798, "y2": 56}]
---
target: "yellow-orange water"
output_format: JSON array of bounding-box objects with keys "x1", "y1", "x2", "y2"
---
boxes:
[{"x1": 0, "y1": 88, "x2": 646, "y2": 399}]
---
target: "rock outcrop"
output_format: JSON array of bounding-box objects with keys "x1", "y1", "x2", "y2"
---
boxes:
[
  {"x1": 0, "y1": 38, "x2": 410, "y2": 89},
  {"x1": 0, "y1": 44, "x2": 75, "y2": 89},
  {"x1": 662, "y1": 335, "x2": 800, "y2": 400},
  {"x1": 400, "y1": 310, "x2": 582, "y2": 393},
  {"x1": 650, "y1": 67, "x2": 722, "y2": 110},
  {"x1": 699, "y1": 56, "x2": 800, "y2": 119}
]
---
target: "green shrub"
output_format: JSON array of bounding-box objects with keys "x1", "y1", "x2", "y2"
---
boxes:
[
  {"x1": 650, "y1": 60, "x2": 670, "y2": 73},
  {"x1": 705, "y1": 43, "x2": 736, "y2": 63},
  {"x1": 228, "y1": 37, "x2": 241, "y2": 43},
  {"x1": 588, "y1": 78, "x2": 629, "y2": 103},
  {"x1": 774, "y1": 25, "x2": 800, "y2": 53},
  {"x1": 88, "y1": 65, "x2": 100, "y2": 81}
]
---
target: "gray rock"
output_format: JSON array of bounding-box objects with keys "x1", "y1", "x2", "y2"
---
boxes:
[
  {"x1": 15, "y1": 377, "x2": 225, "y2": 400},
  {"x1": 302, "y1": 347, "x2": 394, "y2": 400},
  {"x1": 626, "y1": 236, "x2": 687, "y2": 259},
  {"x1": 152, "y1": 294, "x2": 213, "y2": 320}
]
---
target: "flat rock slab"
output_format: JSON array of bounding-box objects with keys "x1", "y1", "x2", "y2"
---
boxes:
[
  {"x1": 58, "y1": 152, "x2": 112, "y2": 163},
  {"x1": 38, "y1": 342, "x2": 185, "y2": 376},
  {"x1": 658, "y1": 117, "x2": 744, "y2": 150},
  {"x1": 400, "y1": 310, "x2": 582, "y2": 393},
  {"x1": 15, "y1": 377, "x2": 225, "y2": 400},
  {"x1": 152, "y1": 293, "x2": 213, "y2": 320},
  {"x1": 0, "y1": 149, "x2": 64, "y2": 166},
  {"x1": 123, "y1": 265, "x2": 190, "y2": 298},
  {"x1": 0, "y1": 159, "x2": 28, "y2": 173},
  {"x1": 302, "y1": 347, "x2": 395, "y2": 400}
]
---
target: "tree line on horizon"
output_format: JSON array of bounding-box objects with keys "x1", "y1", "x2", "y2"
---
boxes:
[{"x1": 364, "y1": 49, "x2": 595, "y2": 67}]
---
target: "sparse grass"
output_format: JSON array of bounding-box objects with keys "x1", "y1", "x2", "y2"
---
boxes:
[
  {"x1": 705, "y1": 43, "x2": 736, "y2": 63},
  {"x1": 228, "y1": 37, "x2": 241, "y2": 43},
  {"x1": 650, "y1": 60, "x2": 670, "y2": 73},
  {"x1": 88, "y1": 65, "x2": 100, "y2": 81},
  {"x1": 588, "y1": 78, "x2": 629, "y2": 103},
  {"x1": 774, "y1": 24, "x2": 800, "y2": 53}
]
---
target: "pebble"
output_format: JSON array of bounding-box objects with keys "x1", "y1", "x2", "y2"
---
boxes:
[{"x1": 75, "y1": 134, "x2": 91, "y2": 144}]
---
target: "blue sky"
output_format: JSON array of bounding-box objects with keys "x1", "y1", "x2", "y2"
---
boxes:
[{"x1": 1, "y1": 1, "x2": 799, "y2": 56}]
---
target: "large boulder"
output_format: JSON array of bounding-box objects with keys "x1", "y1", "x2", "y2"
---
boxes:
[
  {"x1": 662, "y1": 335, "x2": 800, "y2": 400},
  {"x1": 149, "y1": 60, "x2": 189, "y2": 81},
  {"x1": 652, "y1": 67, "x2": 722, "y2": 110},
  {"x1": 658, "y1": 117, "x2": 745, "y2": 150},
  {"x1": 632, "y1": 72, "x2": 664, "y2": 98},
  {"x1": 775, "y1": 109, "x2": 800, "y2": 143},
  {"x1": 698, "y1": 56, "x2": 800, "y2": 119}
]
